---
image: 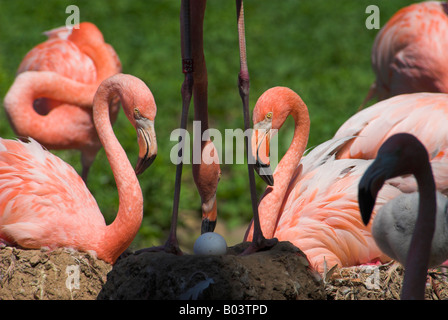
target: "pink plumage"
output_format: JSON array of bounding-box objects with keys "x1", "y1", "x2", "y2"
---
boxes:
[
  {"x1": 0, "y1": 138, "x2": 102, "y2": 249},
  {"x1": 3, "y1": 22, "x2": 122, "y2": 181},
  {"x1": 0, "y1": 74, "x2": 158, "y2": 265},
  {"x1": 246, "y1": 88, "x2": 448, "y2": 272},
  {"x1": 362, "y1": 1, "x2": 448, "y2": 106},
  {"x1": 334, "y1": 93, "x2": 448, "y2": 189}
]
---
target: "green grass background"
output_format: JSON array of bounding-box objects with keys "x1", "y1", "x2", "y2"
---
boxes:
[{"x1": 0, "y1": 0, "x2": 411, "y2": 251}]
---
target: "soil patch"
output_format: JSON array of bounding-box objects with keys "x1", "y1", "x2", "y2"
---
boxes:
[
  {"x1": 2, "y1": 243, "x2": 448, "y2": 300},
  {"x1": 98, "y1": 241, "x2": 325, "y2": 300},
  {"x1": 0, "y1": 246, "x2": 111, "y2": 300}
]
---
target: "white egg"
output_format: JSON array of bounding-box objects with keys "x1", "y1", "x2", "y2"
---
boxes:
[{"x1": 193, "y1": 232, "x2": 227, "y2": 255}]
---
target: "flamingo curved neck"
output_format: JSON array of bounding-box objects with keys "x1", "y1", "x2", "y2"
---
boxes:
[
  {"x1": 3, "y1": 71, "x2": 97, "y2": 143},
  {"x1": 258, "y1": 99, "x2": 310, "y2": 238},
  {"x1": 81, "y1": 44, "x2": 119, "y2": 82},
  {"x1": 92, "y1": 81, "x2": 143, "y2": 263},
  {"x1": 401, "y1": 163, "x2": 436, "y2": 299},
  {"x1": 68, "y1": 27, "x2": 120, "y2": 82}
]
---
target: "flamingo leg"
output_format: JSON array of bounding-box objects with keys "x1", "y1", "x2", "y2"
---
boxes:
[
  {"x1": 80, "y1": 149, "x2": 97, "y2": 183},
  {"x1": 236, "y1": 0, "x2": 277, "y2": 254},
  {"x1": 136, "y1": 0, "x2": 194, "y2": 256},
  {"x1": 190, "y1": 0, "x2": 221, "y2": 235}
]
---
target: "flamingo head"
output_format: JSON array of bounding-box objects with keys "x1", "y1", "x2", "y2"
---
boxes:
[
  {"x1": 116, "y1": 74, "x2": 158, "y2": 175},
  {"x1": 252, "y1": 112, "x2": 274, "y2": 186},
  {"x1": 133, "y1": 108, "x2": 157, "y2": 175},
  {"x1": 251, "y1": 87, "x2": 306, "y2": 186},
  {"x1": 94, "y1": 73, "x2": 157, "y2": 176},
  {"x1": 358, "y1": 133, "x2": 430, "y2": 225},
  {"x1": 192, "y1": 140, "x2": 221, "y2": 234}
]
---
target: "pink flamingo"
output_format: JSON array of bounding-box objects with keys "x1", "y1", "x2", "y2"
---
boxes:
[
  {"x1": 359, "y1": 133, "x2": 444, "y2": 300},
  {"x1": 4, "y1": 22, "x2": 121, "y2": 182},
  {"x1": 136, "y1": 0, "x2": 203, "y2": 255},
  {"x1": 187, "y1": 0, "x2": 273, "y2": 249},
  {"x1": 244, "y1": 87, "x2": 448, "y2": 272},
  {"x1": 189, "y1": 0, "x2": 221, "y2": 234},
  {"x1": 361, "y1": 1, "x2": 448, "y2": 108},
  {"x1": 236, "y1": 0, "x2": 277, "y2": 255},
  {"x1": 0, "y1": 73, "x2": 157, "y2": 264}
]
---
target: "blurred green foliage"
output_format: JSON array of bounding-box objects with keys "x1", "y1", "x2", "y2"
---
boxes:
[{"x1": 0, "y1": 0, "x2": 411, "y2": 250}]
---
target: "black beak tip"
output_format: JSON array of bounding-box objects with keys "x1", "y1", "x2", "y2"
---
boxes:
[
  {"x1": 263, "y1": 174, "x2": 274, "y2": 186},
  {"x1": 255, "y1": 163, "x2": 274, "y2": 186},
  {"x1": 201, "y1": 218, "x2": 217, "y2": 234},
  {"x1": 135, "y1": 154, "x2": 157, "y2": 175}
]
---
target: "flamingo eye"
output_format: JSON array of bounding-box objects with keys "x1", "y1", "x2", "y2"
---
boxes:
[
  {"x1": 134, "y1": 108, "x2": 142, "y2": 119},
  {"x1": 266, "y1": 112, "x2": 273, "y2": 119}
]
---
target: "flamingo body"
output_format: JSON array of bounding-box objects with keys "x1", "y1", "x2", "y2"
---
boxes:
[
  {"x1": 371, "y1": 191, "x2": 448, "y2": 268},
  {"x1": 364, "y1": 1, "x2": 448, "y2": 105},
  {"x1": 359, "y1": 133, "x2": 441, "y2": 299},
  {"x1": 334, "y1": 92, "x2": 448, "y2": 190},
  {"x1": 0, "y1": 138, "x2": 104, "y2": 250},
  {"x1": 246, "y1": 88, "x2": 448, "y2": 272},
  {"x1": 271, "y1": 140, "x2": 402, "y2": 270},
  {"x1": 17, "y1": 35, "x2": 96, "y2": 84},
  {"x1": 0, "y1": 74, "x2": 157, "y2": 264}
]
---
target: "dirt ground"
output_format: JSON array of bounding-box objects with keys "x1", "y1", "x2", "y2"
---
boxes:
[
  {"x1": 1, "y1": 209, "x2": 447, "y2": 300},
  {"x1": 324, "y1": 261, "x2": 448, "y2": 300},
  {"x1": 98, "y1": 241, "x2": 325, "y2": 300},
  {"x1": 0, "y1": 246, "x2": 111, "y2": 300},
  {"x1": 2, "y1": 241, "x2": 448, "y2": 300}
]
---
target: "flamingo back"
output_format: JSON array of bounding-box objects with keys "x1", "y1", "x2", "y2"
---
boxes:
[
  {"x1": 273, "y1": 135, "x2": 446, "y2": 272},
  {"x1": 274, "y1": 145, "x2": 397, "y2": 271},
  {"x1": 335, "y1": 93, "x2": 448, "y2": 164},
  {"x1": 17, "y1": 38, "x2": 97, "y2": 84}
]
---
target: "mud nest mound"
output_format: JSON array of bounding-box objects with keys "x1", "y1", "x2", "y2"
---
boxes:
[
  {"x1": 324, "y1": 261, "x2": 448, "y2": 300},
  {"x1": 98, "y1": 241, "x2": 325, "y2": 300},
  {"x1": 0, "y1": 246, "x2": 111, "y2": 300},
  {"x1": 2, "y1": 242, "x2": 448, "y2": 300}
]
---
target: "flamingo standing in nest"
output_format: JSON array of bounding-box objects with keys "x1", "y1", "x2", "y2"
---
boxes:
[
  {"x1": 361, "y1": 1, "x2": 448, "y2": 108},
  {"x1": 4, "y1": 22, "x2": 121, "y2": 182},
  {"x1": 138, "y1": 0, "x2": 272, "y2": 255},
  {"x1": 244, "y1": 87, "x2": 448, "y2": 272},
  {"x1": 359, "y1": 133, "x2": 448, "y2": 300},
  {"x1": 188, "y1": 0, "x2": 221, "y2": 235},
  {"x1": 0, "y1": 73, "x2": 157, "y2": 264}
]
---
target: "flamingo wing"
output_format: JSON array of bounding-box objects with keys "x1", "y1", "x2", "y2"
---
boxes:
[
  {"x1": 274, "y1": 139, "x2": 395, "y2": 271},
  {"x1": 18, "y1": 38, "x2": 97, "y2": 84},
  {"x1": 274, "y1": 135, "x2": 446, "y2": 272},
  {"x1": 0, "y1": 138, "x2": 103, "y2": 249},
  {"x1": 335, "y1": 93, "x2": 448, "y2": 162}
]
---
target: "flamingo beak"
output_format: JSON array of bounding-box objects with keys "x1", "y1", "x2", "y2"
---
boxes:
[
  {"x1": 201, "y1": 194, "x2": 218, "y2": 234},
  {"x1": 135, "y1": 119, "x2": 157, "y2": 175},
  {"x1": 358, "y1": 182, "x2": 376, "y2": 226},
  {"x1": 358, "y1": 158, "x2": 387, "y2": 225},
  {"x1": 252, "y1": 125, "x2": 274, "y2": 186}
]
